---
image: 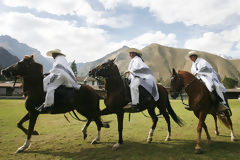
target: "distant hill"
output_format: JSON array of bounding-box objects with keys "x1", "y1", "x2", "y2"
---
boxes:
[
  {"x1": 77, "y1": 43, "x2": 240, "y2": 82},
  {"x1": 0, "y1": 35, "x2": 52, "y2": 72},
  {"x1": 0, "y1": 47, "x2": 19, "y2": 68}
]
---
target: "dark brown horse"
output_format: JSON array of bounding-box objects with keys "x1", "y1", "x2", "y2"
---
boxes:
[
  {"x1": 170, "y1": 68, "x2": 236, "y2": 154},
  {"x1": 89, "y1": 59, "x2": 183, "y2": 150},
  {"x1": 1, "y1": 55, "x2": 109, "y2": 153}
]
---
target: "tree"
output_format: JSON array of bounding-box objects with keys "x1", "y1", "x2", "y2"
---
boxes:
[
  {"x1": 71, "y1": 60, "x2": 78, "y2": 76},
  {"x1": 222, "y1": 77, "x2": 238, "y2": 89},
  {"x1": 0, "y1": 65, "x2": 7, "y2": 81}
]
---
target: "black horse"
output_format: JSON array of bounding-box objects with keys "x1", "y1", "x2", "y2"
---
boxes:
[
  {"x1": 89, "y1": 59, "x2": 183, "y2": 150},
  {"x1": 1, "y1": 55, "x2": 109, "y2": 153}
]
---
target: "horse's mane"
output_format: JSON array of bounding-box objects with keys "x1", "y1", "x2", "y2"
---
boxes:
[
  {"x1": 178, "y1": 70, "x2": 194, "y2": 79},
  {"x1": 24, "y1": 54, "x2": 43, "y2": 75}
]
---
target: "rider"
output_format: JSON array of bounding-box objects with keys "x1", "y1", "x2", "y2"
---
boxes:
[
  {"x1": 185, "y1": 50, "x2": 229, "y2": 112},
  {"x1": 124, "y1": 48, "x2": 159, "y2": 111},
  {"x1": 36, "y1": 49, "x2": 80, "y2": 112}
]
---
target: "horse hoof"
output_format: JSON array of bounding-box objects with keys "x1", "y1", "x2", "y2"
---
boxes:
[
  {"x1": 147, "y1": 138, "x2": 152, "y2": 143},
  {"x1": 195, "y1": 149, "x2": 203, "y2": 154},
  {"x1": 32, "y1": 131, "x2": 39, "y2": 135},
  {"x1": 112, "y1": 143, "x2": 120, "y2": 151},
  {"x1": 231, "y1": 137, "x2": 237, "y2": 142},
  {"x1": 15, "y1": 148, "x2": 24, "y2": 154},
  {"x1": 215, "y1": 131, "x2": 219, "y2": 136},
  {"x1": 91, "y1": 140, "x2": 99, "y2": 144},
  {"x1": 165, "y1": 137, "x2": 171, "y2": 141}
]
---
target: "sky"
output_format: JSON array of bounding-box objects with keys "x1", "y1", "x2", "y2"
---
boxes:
[{"x1": 0, "y1": 0, "x2": 240, "y2": 62}]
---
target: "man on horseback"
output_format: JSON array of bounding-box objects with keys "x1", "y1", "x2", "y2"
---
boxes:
[
  {"x1": 185, "y1": 50, "x2": 229, "y2": 113},
  {"x1": 36, "y1": 49, "x2": 80, "y2": 112},
  {"x1": 124, "y1": 48, "x2": 159, "y2": 111}
]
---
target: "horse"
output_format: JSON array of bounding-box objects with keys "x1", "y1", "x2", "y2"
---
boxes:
[
  {"x1": 1, "y1": 55, "x2": 109, "y2": 153},
  {"x1": 170, "y1": 68, "x2": 236, "y2": 154},
  {"x1": 88, "y1": 59, "x2": 183, "y2": 150}
]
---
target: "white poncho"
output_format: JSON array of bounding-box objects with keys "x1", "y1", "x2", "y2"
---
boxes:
[
  {"x1": 191, "y1": 57, "x2": 226, "y2": 93},
  {"x1": 128, "y1": 56, "x2": 159, "y2": 101}
]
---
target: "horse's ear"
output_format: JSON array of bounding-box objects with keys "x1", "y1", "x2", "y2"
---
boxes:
[
  {"x1": 172, "y1": 68, "x2": 176, "y2": 75},
  {"x1": 109, "y1": 58, "x2": 116, "y2": 63}
]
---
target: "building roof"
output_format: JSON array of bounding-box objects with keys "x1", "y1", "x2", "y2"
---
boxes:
[{"x1": 0, "y1": 82, "x2": 22, "y2": 87}]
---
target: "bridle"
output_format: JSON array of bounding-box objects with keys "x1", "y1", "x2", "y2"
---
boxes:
[{"x1": 172, "y1": 74, "x2": 197, "y2": 108}]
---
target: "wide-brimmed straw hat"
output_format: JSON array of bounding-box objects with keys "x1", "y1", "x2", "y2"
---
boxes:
[
  {"x1": 127, "y1": 48, "x2": 143, "y2": 57},
  {"x1": 46, "y1": 49, "x2": 66, "y2": 57},
  {"x1": 185, "y1": 50, "x2": 198, "y2": 60}
]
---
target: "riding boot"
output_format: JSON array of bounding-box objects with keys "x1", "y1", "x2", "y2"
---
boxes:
[{"x1": 210, "y1": 90, "x2": 228, "y2": 113}]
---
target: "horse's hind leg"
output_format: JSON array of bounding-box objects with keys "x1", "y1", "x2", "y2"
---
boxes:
[
  {"x1": 146, "y1": 108, "x2": 158, "y2": 143},
  {"x1": 16, "y1": 112, "x2": 39, "y2": 153},
  {"x1": 81, "y1": 119, "x2": 91, "y2": 140},
  {"x1": 158, "y1": 107, "x2": 171, "y2": 141},
  {"x1": 225, "y1": 112, "x2": 236, "y2": 141},
  {"x1": 212, "y1": 114, "x2": 219, "y2": 135},
  {"x1": 17, "y1": 113, "x2": 39, "y2": 135}
]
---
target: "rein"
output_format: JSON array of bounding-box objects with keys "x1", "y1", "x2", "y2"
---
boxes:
[{"x1": 178, "y1": 75, "x2": 197, "y2": 108}]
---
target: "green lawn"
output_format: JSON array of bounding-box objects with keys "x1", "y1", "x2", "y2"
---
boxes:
[{"x1": 0, "y1": 99, "x2": 239, "y2": 160}]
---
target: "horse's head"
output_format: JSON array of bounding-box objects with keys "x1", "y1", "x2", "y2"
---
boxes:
[
  {"x1": 170, "y1": 68, "x2": 184, "y2": 99},
  {"x1": 1, "y1": 55, "x2": 42, "y2": 78},
  {"x1": 89, "y1": 58, "x2": 119, "y2": 78}
]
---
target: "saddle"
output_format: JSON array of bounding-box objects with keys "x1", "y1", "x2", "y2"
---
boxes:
[
  {"x1": 51, "y1": 85, "x2": 76, "y2": 114},
  {"x1": 123, "y1": 78, "x2": 153, "y2": 105}
]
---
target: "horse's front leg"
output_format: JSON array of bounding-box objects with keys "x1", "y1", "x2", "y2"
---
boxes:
[
  {"x1": 16, "y1": 112, "x2": 39, "y2": 153},
  {"x1": 113, "y1": 111, "x2": 124, "y2": 150},
  {"x1": 194, "y1": 112, "x2": 207, "y2": 154},
  {"x1": 146, "y1": 108, "x2": 158, "y2": 143},
  {"x1": 202, "y1": 122, "x2": 211, "y2": 144},
  {"x1": 212, "y1": 114, "x2": 219, "y2": 135},
  {"x1": 17, "y1": 113, "x2": 39, "y2": 135}
]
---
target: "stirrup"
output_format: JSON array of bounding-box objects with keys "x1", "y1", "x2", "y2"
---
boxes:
[{"x1": 35, "y1": 103, "x2": 45, "y2": 112}]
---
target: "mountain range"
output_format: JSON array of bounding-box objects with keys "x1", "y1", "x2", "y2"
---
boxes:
[
  {"x1": 77, "y1": 43, "x2": 240, "y2": 83},
  {"x1": 0, "y1": 47, "x2": 19, "y2": 68},
  {"x1": 0, "y1": 35, "x2": 239, "y2": 83},
  {"x1": 0, "y1": 35, "x2": 52, "y2": 72}
]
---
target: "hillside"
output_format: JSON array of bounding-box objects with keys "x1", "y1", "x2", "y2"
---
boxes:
[
  {"x1": 77, "y1": 43, "x2": 240, "y2": 82},
  {"x1": 0, "y1": 47, "x2": 19, "y2": 68},
  {"x1": 0, "y1": 35, "x2": 52, "y2": 72}
]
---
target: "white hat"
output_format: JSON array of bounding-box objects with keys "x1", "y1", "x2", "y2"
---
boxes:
[
  {"x1": 185, "y1": 50, "x2": 198, "y2": 60},
  {"x1": 46, "y1": 49, "x2": 66, "y2": 57},
  {"x1": 128, "y1": 48, "x2": 143, "y2": 57}
]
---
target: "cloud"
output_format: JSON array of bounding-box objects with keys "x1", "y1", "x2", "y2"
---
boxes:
[
  {"x1": 99, "y1": 0, "x2": 240, "y2": 26},
  {"x1": 0, "y1": 12, "x2": 177, "y2": 62},
  {"x1": 2, "y1": 0, "x2": 132, "y2": 28},
  {"x1": 0, "y1": 12, "x2": 109, "y2": 62},
  {"x1": 108, "y1": 31, "x2": 178, "y2": 51},
  {"x1": 184, "y1": 26, "x2": 240, "y2": 57}
]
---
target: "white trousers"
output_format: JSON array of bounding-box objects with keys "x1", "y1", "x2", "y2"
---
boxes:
[
  {"x1": 130, "y1": 78, "x2": 141, "y2": 105},
  {"x1": 43, "y1": 73, "x2": 80, "y2": 107},
  {"x1": 200, "y1": 76, "x2": 226, "y2": 104}
]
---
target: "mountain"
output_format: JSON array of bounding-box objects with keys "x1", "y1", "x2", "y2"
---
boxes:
[
  {"x1": 0, "y1": 47, "x2": 19, "y2": 68},
  {"x1": 77, "y1": 43, "x2": 240, "y2": 82},
  {"x1": 77, "y1": 46, "x2": 129, "y2": 76},
  {"x1": 0, "y1": 35, "x2": 52, "y2": 72}
]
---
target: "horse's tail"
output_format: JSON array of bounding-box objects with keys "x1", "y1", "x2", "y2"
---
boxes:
[{"x1": 163, "y1": 88, "x2": 184, "y2": 127}]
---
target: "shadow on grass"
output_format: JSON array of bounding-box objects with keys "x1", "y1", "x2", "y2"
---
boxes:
[{"x1": 24, "y1": 139, "x2": 240, "y2": 160}]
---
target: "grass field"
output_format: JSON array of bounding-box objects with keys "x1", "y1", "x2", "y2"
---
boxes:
[{"x1": 0, "y1": 99, "x2": 239, "y2": 160}]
